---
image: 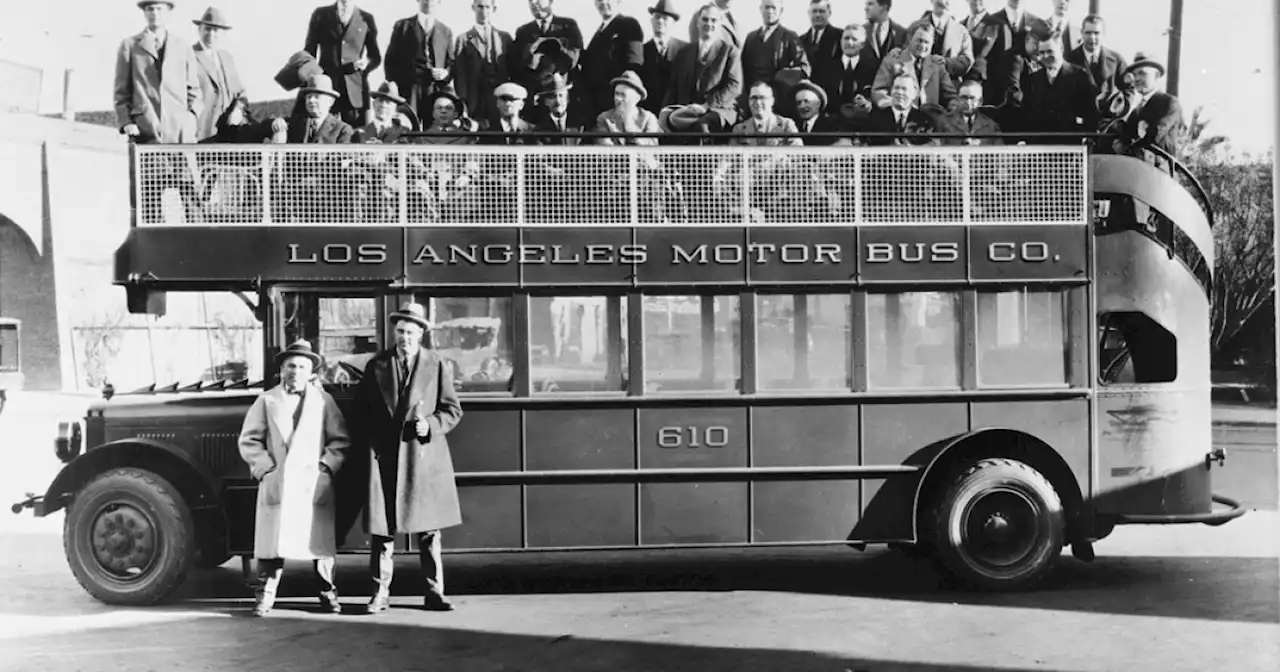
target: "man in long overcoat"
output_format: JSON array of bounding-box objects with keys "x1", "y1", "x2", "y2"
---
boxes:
[
  {"x1": 191, "y1": 7, "x2": 245, "y2": 141},
  {"x1": 237, "y1": 339, "x2": 350, "y2": 617},
  {"x1": 114, "y1": 0, "x2": 203, "y2": 143},
  {"x1": 356, "y1": 302, "x2": 464, "y2": 613}
]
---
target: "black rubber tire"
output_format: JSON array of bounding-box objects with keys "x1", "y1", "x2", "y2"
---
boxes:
[
  {"x1": 63, "y1": 468, "x2": 195, "y2": 605},
  {"x1": 931, "y1": 458, "x2": 1064, "y2": 592}
]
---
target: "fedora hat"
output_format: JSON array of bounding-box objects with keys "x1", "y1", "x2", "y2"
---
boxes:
[
  {"x1": 192, "y1": 6, "x2": 230, "y2": 29},
  {"x1": 648, "y1": 0, "x2": 680, "y2": 21},
  {"x1": 275, "y1": 50, "x2": 324, "y2": 91},
  {"x1": 538, "y1": 71, "x2": 573, "y2": 97},
  {"x1": 658, "y1": 104, "x2": 704, "y2": 133},
  {"x1": 300, "y1": 74, "x2": 340, "y2": 99},
  {"x1": 1125, "y1": 51, "x2": 1166, "y2": 77},
  {"x1": 137, "y1": 1, "x2": 175, "y2": 8},
  {"x1": 390, "y1": 303, "x2": 431, "y2": 330},
  {"x1": 425, "y1": 89, "x2": 468, "y2": 117},
  {"x1": 371, "y1": 80, "x2": 406, "y2": 105},
  {"x1": 610, "y1": 70, "x2": 647, "y2": 102},
  {"x1": 792, "y1": 79, "x2": 827, "y2": 112},
  {"x1": 275, "y1": 339, "x2": 323, "y2": 367}
]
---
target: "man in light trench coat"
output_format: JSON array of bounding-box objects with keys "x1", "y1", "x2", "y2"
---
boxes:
[
  {"x1": 238, "y1": 339, "x2": 351, "y2": 617},
  {"x1": 356, "y1": 302, "x2": 464, "y2": 614}
]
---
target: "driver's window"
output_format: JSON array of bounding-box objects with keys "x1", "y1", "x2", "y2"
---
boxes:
[{"x1": 281, "y1": 293, "x2": 378, "y2": 385}]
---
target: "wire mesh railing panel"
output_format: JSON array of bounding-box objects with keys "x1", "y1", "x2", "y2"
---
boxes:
[{"x1": 131, "y1": 145, "x2": 1090, "y2": 228}]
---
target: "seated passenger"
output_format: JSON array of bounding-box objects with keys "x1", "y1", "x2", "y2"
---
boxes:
[
  {"x1": 594, "y1": 71, "x2": 661, "y2": 146},
  {"x1": 871, "y1": 23, "x2": 956, "y2": 116},
  {"x1": 1015, "y1": 33, "x2": 1098, "y2": 141},
  {"x1": 354, "y1": 82, "x2": 413, "y2": 144},
  {"x1": 416, "y1": 91, "x2": 481, "y2": 145},
  {"x1": 830, "y1": 23, "x2": 876, "y2": 131},
  {"x1": 792, "y1": 80, "x2": 849, "y2": 145},
  {"x1": 724, "y1": 81, "x2": 801, "y2": 222},
  {"x1": 279, "y1": 74, "x2": 356, "y2": 144},
  {"x1": 729, "y1": 81, "x2": 800, "y2": 146},
  {"x1": 860, "y1": 73, "x2": 938, "y2": 146},
  {"x1": 1112, "y1": 52, "x2": 1183, "y2": 157},
  {"x1": 272, "y1": 75, "x2": 359, "y2": 222},
  {"x1": 479, "y1": 82, "x2": 533, "y2": 145},
  {"x1": 529, "y1": 73, "x2": 586, "y2": 145},
  {"x1": 203, "y1": 96, "x2": 282, "y2": 144},
  {"x1": 935, "y1": 78, "x2": 1002, "y2": 145},
  {"x1": 352, "y1": 82, "x2": 413, "y2": 222},
  {"x1": 663, "y1": 3, "x2": 742, "y2": 135}
]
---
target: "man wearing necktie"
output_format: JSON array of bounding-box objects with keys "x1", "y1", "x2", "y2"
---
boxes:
[
  {"x1": 909, "y1": 0, "x2": 974, "y2": 84},
  {"x1": 237, "y1": 339, "x2": 350, "y2": 617},
  {"x1": 277, "y1": 75, "x2": 356, "y2": 221},
  {"x1": 386, "y1": 0, "x2": 457, "y2": 120},
  {"x1": 579, "y1": 0, "x2": 645, "y2": 124},
  {"x1": 802, "y1": 0, "x2": 842, "y2": 102},
  {"x1": 191, "y1": 7, "x2": 245, "y2": 141},
  {"x1": 115, "y1": 1, "x2": 203, "y2": 144},
  {"x1": 639, "y1": 0, "x2": 686, "y2": 116},
  {"x1": 1065, "y1": 14, "x2": 1126, "y2": 109},
  {"x1": 870, "y1": 24, "x2": 956, "y2": 112},
  {"x1": 512, "y1": 0, "x2": 584, "y2": 111},
  {"x1": 936, "y1": 78, "x2": 1002, "y2": 145},
  {"x1": 863, "y1": 73, "x2": 937, "y2": 145},
  {"x1": 862, "y1": 0, "x2": 907, "y2": 75},
  {"x1": 357, "y1": 302, "x2": 464, "y2": 614},
  {"x1": 304, "y1": 0, "x2": 381, "y2": 127}
]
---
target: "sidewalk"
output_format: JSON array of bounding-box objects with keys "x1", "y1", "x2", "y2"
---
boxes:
[{"x1": 1212, "y1": 402, "x2": 1278, "y2": 427}]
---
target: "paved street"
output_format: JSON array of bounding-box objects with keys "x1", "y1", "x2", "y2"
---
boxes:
[{"x1": 0, "y1": 394, "x2": 1276, "y2": 671}]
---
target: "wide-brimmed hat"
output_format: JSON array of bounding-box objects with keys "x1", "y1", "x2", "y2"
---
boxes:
[
  {"x1": 658, "y1": 104, "x2": 704, "y2": 133},
  {"x1": 648, "y1": 0, "x2": 680, "y2": 21},
  {"x1": 792, "y1": 79, "x2": 827, "y2": 112},
  {"x1": 370, "y1": 80, "x2": 406, "y2": 105},
  {"x1": 137, "y1": 1, "x2": 175, "y2": 8},
  {"x1": 389, "y1": 303, "x2": 431, "y2": 330},
  {"x1": 610, "y1": 70, "x2": 647, "y2": 101},
  {"x1": 192, "y1": 6, "x2": 230, "y2": 29},
  {"x1": 275, "y1": 339, "x2": 322, "y2": 367},
  {"x1": 773, "y1": 68, "x2": 807, "y2": 92},
  {"x1": 1125, "y1": 51, "x2": 1165, "y2": 77},
  {"x1": 299, "y1": 74, "x2": 340, "y2": 99},
  {"x1": 276, "y1": 51, "x2": 324, "y2": 91},
  {"x1": 538, "y1": 71, "x2": 573, "y2": 97}
]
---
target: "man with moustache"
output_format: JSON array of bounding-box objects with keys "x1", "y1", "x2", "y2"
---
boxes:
[
  {"x1": 191, "y1": 7, "x2": 244, "y2": 142},
  {"x1": 304, "y1": 0, "x2": 382, "y2": 126},
  {"x1": 386, "y1": 0, "x2": 458, "y2": 120},
  {"x1": 357, "y1": 303, "x2": 464, "y2": 614},
  {"x1": 639, "y1": 0, "x2": 685, "y2": 116}
]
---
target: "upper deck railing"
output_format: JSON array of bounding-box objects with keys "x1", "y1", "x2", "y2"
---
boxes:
[{"x1": 130, "y1": 144, "x2": 1090, "y2": 229}]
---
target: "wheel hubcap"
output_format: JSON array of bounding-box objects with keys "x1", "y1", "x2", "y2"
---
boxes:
[
  {"x1": 90, "y1": 503, "x2": 158, "y2": 579},
  {"x1": 963, "y1": 490, "x2": 1040, "y2": 570}
]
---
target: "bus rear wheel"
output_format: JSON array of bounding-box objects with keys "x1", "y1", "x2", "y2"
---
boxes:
[
  {"x1": 63, "y1": 468, "x2": 194, "y2": 605},
  {"x1": 931, "y1": 458, "x2": 1064, "y2": 591}
]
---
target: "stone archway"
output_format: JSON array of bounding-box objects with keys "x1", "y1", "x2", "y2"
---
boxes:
[{"x1": 0, "y1": 213, "x2": 61, "y2": 390}]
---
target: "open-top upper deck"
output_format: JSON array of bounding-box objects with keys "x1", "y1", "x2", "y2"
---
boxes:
[{"x1": 119, "y1": 144, "x2": 1091, "y2": 290}]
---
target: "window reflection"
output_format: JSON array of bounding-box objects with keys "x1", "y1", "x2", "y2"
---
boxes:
[
  {"x1": 867, "y1": 292, "x2": 961, "y2": 389},
  {"x1": 977, "y1": 290, "x2": 1068, "y2": 386},
  {"x1": 417, "y1": 296, "x2": 514, "y2": 393},
  {"x1": 758, "y1": 294, "x2": 851, "y2": 390},
  {"x1": 643, "y1": 295, "x2": 740, "y2": 393},
  {"x1": 529, "y1": 296, "x2": 628, "y2": 394},
  {"x1": 282, "y1": 294, "x2": 378, "y2": 385}
]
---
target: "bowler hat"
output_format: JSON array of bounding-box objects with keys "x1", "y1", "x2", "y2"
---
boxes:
[
  {"x1": 275, "y1": 50, "x2": 324, "y2": 91},
  {"x1": 389, "y1": 303, "x2": 431, "y2": 330},
  {"x1": 610, "y1": 70, "x2": 647, "y2": 101},
  {"x1": 792, "y1": 79, "x2": 827, "y2": 112},
  {"x1": 192, "y1": 6, "x2": 230, "y2": 29},
  {"x1": 299, "y1": 74, "x2": 340, "y2": 99},
  {"x1": 648, "y1": 0, "x2": 680, "y2": 21},
  {"x1": 658, "y1": 104, "x2": 704, "y2": 133},
  {"x1": 1125, "y1": 51, "x2": 1166, "y2": 77},
  {"x1": 493, "y1": 81, "x2": 529, "y2": 100},
  {"x1": 275, "y1": 339, "x2": 323, "y2": 367},
  {"x1": 371, "y1": 81, "x2": 406, "y2": 105}
]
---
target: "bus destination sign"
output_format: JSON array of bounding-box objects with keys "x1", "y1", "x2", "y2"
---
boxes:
[{"x1": 122, "y1": 225, "x2": 1086, "y2": 287}]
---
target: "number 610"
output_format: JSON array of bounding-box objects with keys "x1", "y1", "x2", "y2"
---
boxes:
[{"x1": 657, "y1": 426, "x2": 729, "y2": 448}]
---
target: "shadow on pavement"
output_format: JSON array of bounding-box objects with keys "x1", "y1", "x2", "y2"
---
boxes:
[
  {"x1": 159, "y1": 546, "x2": 1280, "y2": 625},
  {"x1": 0, "y1": 613, "x2": 1075, "y2": 672}
]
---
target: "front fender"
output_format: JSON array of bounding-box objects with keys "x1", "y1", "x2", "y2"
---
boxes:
[{"x1": 38, "y1": 438, "x2": 224, "y2": 517}]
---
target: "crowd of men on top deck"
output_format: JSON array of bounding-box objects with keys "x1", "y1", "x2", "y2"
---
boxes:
[{"x1": 117, "y1": 0, "x2": 1184, "y2": 156}]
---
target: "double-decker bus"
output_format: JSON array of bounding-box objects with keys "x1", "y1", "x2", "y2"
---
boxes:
[{"x1": 12, "y1": 137, "x2": 1244, "y2": 605}]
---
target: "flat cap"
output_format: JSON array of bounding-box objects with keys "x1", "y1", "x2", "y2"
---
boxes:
[{"x1": 493, "y1": 82, "x2": 529, "y2": 100}]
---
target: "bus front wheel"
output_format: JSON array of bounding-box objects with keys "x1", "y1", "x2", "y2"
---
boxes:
[
  {"x1": 931, "y1": 458, "x2": 1064, "y2": 591},
  {"x1": 63, "y1": 468, "x2": 195, "y2": 605}
]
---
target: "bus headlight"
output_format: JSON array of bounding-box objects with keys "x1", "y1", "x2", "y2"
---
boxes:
[{"x1": 55, "y1": 421, "x2": 82, "y2": 463}]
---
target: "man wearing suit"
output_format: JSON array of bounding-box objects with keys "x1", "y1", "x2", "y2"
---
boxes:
[
  {"x1": 934, "y1": 79, "x2": 1002, "y2": 144},
  {"x1": 1116, "y1": 53, "x2": 1184, "y2": 156},
  {"x1": 740, "y1": 0, "x2": 810, "y2": 119},
  {"x1": 386, "y1": 0, "x2": 456, "y2": 121},
  {"x1": 1043, "y1": 0, "x2": 1081, "y2": 55},
  {"x1": 190, "y1": 7, "x2": 244, "y2": 142},
  {"x1": 801, "y1": 0, "x2": 843, "y2": 107},
  {"x1": 639, "y1": 1, "x2": 685, "y2": 115},
  {"x1": 792, "y1": 80, "x2": 848, "y2": 145},
  {"x1": 512, "y1": 0, "x2": 585, "y2": 111},
  {"x1": 861, "y1": 74, "x2": 937, "y2": 145},
  {"x1": 910, "y1": 0, "x2": 974, "y2": 83},
  {"x1": 594, "y1": 71, "x2": 661, "y2": 146},
  {"x1": 355, "y1": 82, "x2": 412, "y2": 143},
  {"x1": 480, "y1": 82, "x2": 534, "y2": 145},
  {"x1": 530, "y1": 73, "x2": 584, "y2": 144},
  {"x1": 304, "y1": 0, "x2": 382, "y2": 127},
  {"x1": 358, "y1": 303, "x2": 464, "y2": 614},
  {"x1": 453, "y1": 0, "x2": 513, "y2": 124},
  {"x1": 277, "y1": 75, "x2": 357, "y2": 222},
  {"x1": 579, "y1": 0, "x2": 645, "y2": 123},
  {"x1": 691, "y1": 0, "x2": 742, "y2": 48},
  {"x1": 665, "y1": 3, "x2": 742, "y2": 134},
  {"x1": 1066, "y1": 14, "x2": 1126, "y2": 110},
  {"x1": 353, "y1": 83, "x2": 411, "y2": 222},
  {"x1": 871, "y1": 24, "x2": 956, "y2": 113},
  {"x1": 863, "y1": 0, "x2": 908, "y2": 76},
  {"x1": 973, "y1": 0, "x2": 1046, "y2": 108},
  {"x1": 962, "y1": 0, "x2": 991, "y2": 80},
  {"x1": 115, "y1": 0, "x2": 203, "y2": 144},
  {"x1": 831, "y1": 24, "x2": 878, "y2": 130},
  {"x1": 1017, "y1": 36, "x2": 1097, "y2": 140}
]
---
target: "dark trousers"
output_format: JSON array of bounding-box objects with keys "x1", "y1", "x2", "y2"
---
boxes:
[{"x1": 370, "y1": 531, "x2": 444, "y2": 598}]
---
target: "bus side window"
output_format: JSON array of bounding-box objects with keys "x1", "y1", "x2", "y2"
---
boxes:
[{"x1": 1098, "y1": 311, "x2": 1177, "y2": 385}]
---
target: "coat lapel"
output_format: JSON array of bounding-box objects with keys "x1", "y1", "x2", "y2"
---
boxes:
[
  {"x1": 405, "y1": 349, "x2": 431, "y2": 413},
  {"x1": 375, "y1": 357, "x2": 396, "y2": 415},
  {"x1": 344, "y1": 8, "x2": 366, "y2": 43},
  {"x1": 264, "y1": 388, "x2": 296, "y2": 450},
  {"x1": 137, "y1": 30, "x2": 160, "y2": 60},
  {"x1": 193, "y1": 45, "x2": 221, "y2": 90}
]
